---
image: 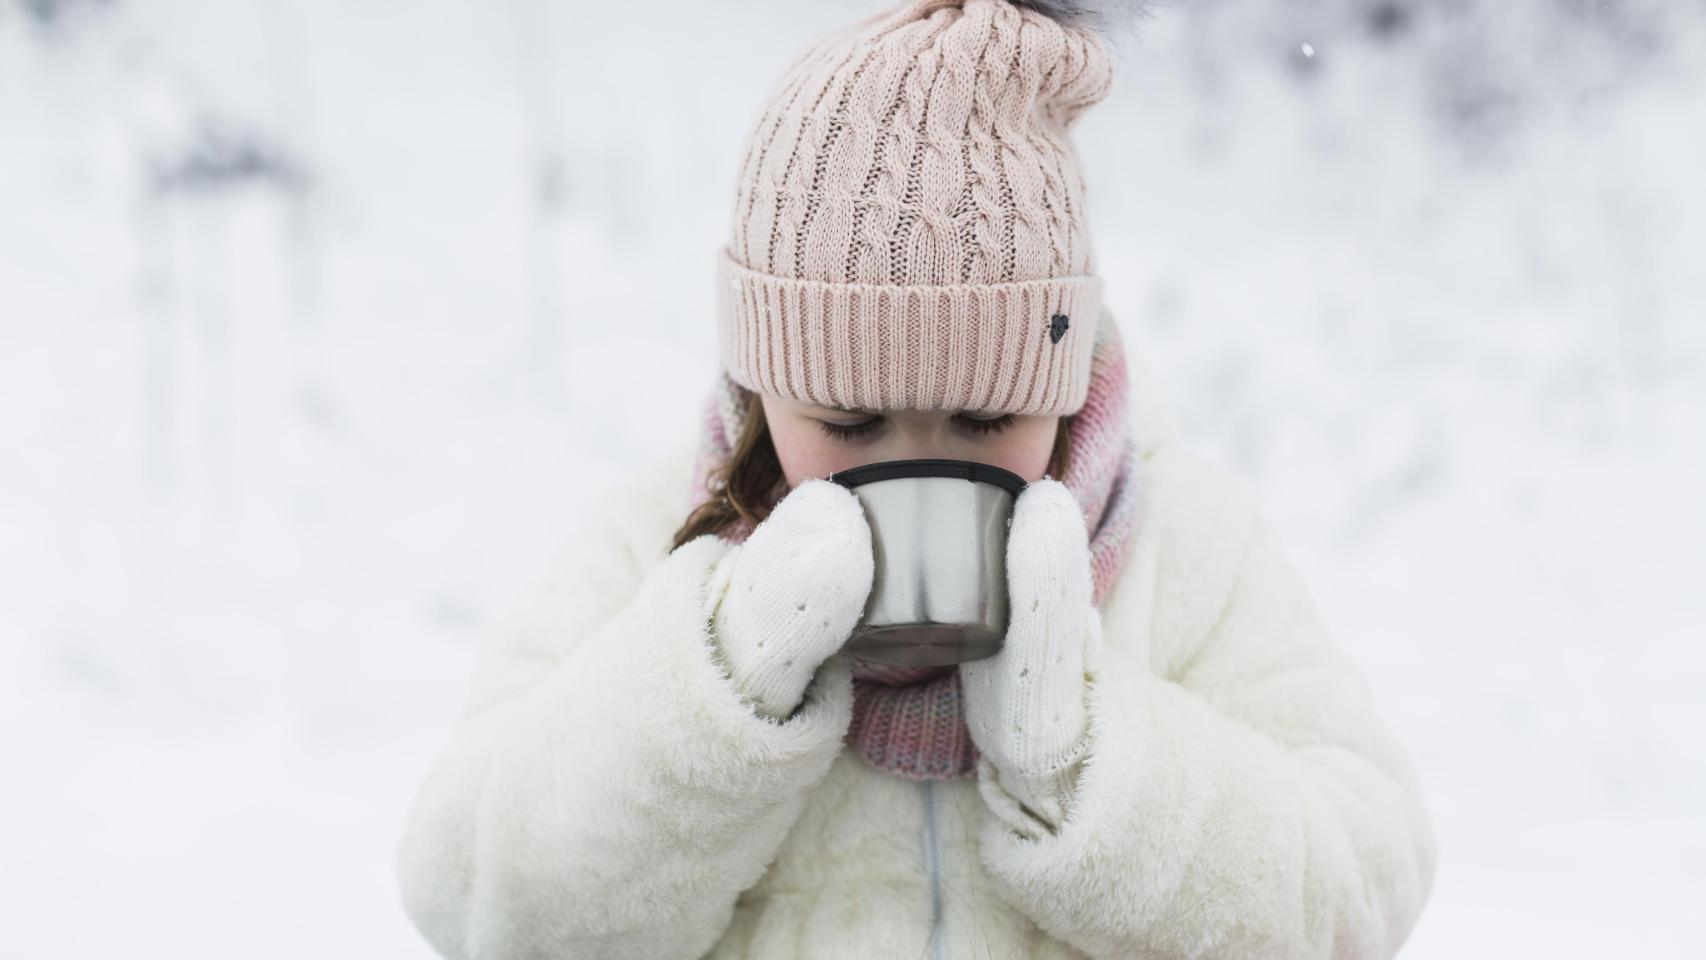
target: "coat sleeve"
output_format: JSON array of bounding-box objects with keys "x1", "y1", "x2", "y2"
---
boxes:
[
  {"x1": 392, "y1": 463, "x2": 854, "y2": 960},
  {"x1": 972, "y1": 447, "x2": 1439, "y2": 959}
]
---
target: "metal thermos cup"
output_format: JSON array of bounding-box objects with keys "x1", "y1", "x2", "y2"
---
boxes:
[{"x1": 827, "y1": 458, "x2": 1026, "y2": 667}]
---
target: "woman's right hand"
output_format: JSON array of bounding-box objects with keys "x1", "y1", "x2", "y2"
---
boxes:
[{"x1": 705, "y1": 478, "x2": 874, "y2": 720}]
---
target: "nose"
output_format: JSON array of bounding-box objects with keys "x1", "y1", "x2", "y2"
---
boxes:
[{"x1": 879, "y1": 414, "x2": 961, "y2": 463}]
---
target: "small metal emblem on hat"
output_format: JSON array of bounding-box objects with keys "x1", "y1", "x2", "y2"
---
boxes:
[{"x1": 1049, "y1": 313, "x2": 1070, "y2": 343}]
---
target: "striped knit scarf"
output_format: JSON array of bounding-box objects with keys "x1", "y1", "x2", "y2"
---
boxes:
[{"x1": 685, "y1": 310, "x2": 1144, "y2": 780}]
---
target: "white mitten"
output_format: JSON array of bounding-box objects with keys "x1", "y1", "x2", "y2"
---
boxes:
[
  {"x1": 960, "y1": 478, "x2": 1103, "y2": 836},
  {"x1": 706, "y1": 478, "x2": 875, "y2": 721}
]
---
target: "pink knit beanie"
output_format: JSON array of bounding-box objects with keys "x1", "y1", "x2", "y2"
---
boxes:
[{"x1": 716, "y1": 0, "x2": 1117, "y2": 417}]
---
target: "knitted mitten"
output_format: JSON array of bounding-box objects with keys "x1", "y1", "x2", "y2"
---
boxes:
[
  {"x1": 707, "y1": 478, "x2": 875, "y2": 721},
  {"x1": 961, "y1": 478, "x2": 1103, "y2": 835}
]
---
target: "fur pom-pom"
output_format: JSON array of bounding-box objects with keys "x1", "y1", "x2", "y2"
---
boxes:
[{"x1": 1006, "y1": 0, "x2": 1152, "y2": 35}]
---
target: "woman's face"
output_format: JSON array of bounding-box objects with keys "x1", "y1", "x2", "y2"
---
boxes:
[{"x1": 761, "y1": 394, "x2": 1060, "y2": 488}]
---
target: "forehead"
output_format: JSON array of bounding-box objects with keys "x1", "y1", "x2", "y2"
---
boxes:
[
  {"x1": 785, "y1": 396, "x2": 870, "y2": 413},
  {"x1": 782, "y1": 396, "x2": 998, "y2": 417}
]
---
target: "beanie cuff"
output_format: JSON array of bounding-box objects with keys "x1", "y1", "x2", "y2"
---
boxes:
[{"x1": 715, "y1": 245, "x2": 1103, "y2": 416}]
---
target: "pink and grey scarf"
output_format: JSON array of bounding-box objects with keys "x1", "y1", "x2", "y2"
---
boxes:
[{"x1": 685, "y1": 310, "x2": 1144, "y2": 780}]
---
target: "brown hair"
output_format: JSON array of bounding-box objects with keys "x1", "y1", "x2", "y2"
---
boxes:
[{"x1": 670, "y1": 389, "x2": 1074, "y2": 552}]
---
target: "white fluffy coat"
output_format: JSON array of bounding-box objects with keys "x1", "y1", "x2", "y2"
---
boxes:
[{"x1": 393, "y1": 342, "x2": 1439, "y2": 959}]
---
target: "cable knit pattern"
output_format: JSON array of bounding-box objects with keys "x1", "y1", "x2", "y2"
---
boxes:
[
  {"x1": 687, "y1": 310, "x2": 1142, "y2": 780},
  {"x1": 715, "y1": 0, "x2": 1117, "y2": 415}
]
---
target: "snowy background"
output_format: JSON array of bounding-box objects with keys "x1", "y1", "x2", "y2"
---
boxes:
[{"x1": 3, "y1": 0, "x2": 1703, "y2": 955}]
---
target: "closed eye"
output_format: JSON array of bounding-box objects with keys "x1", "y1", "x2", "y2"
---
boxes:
[
  {"x1": 816, "y1": 418, "x2": 881, "y2": 441},
  {"x1": 815, "y1": 412, "x2": 1018, "y2": 442},
  {"x1": 958, "y1": 412, "x2": 1018, "y2": 436}
]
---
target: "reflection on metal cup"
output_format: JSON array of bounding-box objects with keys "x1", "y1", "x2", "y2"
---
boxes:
[{"x1": 827, "y1": 458, "x2": 1025, "y2": 667}]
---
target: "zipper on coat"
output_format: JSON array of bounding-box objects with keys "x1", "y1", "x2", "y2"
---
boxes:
[{"x1": 921, "y1": 780, "x2": 946, "y2": 959}]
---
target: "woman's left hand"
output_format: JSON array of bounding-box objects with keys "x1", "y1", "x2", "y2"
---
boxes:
[{"x1": 960, "y1": 477, "x2": 1104, "y2": 838}]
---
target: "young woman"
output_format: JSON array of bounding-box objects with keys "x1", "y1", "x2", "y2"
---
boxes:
[{"x1": 394, "y1": 1, "x2": 1439, "y2": 957}]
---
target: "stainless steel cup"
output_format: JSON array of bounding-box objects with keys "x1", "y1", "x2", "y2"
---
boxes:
[{"x1": 827, "y1": 458, "x2": 1026, "y2": 667}]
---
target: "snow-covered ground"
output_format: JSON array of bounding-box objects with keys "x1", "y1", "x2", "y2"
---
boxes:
[{"x1": 2, "y1": 0, "x2": 1702, "y2": 955}]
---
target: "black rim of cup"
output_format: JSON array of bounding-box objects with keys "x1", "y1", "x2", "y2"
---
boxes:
[{"x1": 825, "y1": 457, "x2": 1027, "y2": 495}]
